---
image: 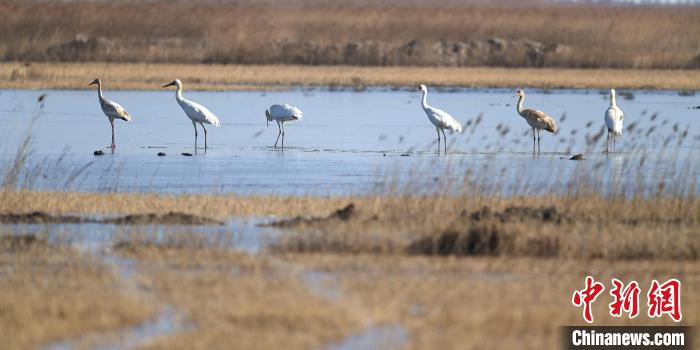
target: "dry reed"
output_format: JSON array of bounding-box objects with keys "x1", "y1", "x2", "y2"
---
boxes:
[
  {"x1": 3, "y1": 62, "x2": 700, "y2": 90},
  {"x1": 1, "y1": 1, "x2": 699, "y2": 69}
]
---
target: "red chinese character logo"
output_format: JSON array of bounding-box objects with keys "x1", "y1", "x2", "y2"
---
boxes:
[
  {"x1": 647, "y1": 279, "x2": 682, "y2": 322},
  {"x1": 572, "y1": 276, "x2": 605, "y2": 323},
  {"x1": 608, "y1": 278, "x2": 640, "y2": 318}
]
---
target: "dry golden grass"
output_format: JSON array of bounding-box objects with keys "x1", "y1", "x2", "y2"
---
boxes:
[
  {"x1": 114, "y1": 243, "x2": 363, "y2": 350},
  {"x1": 0, "y1": 190, "x2": 353, "y2": 218},
  {"x1": 282, "y1": 254, "x2": 700, "y2": 349},
  {"x1": 1, "y1": 190, "x2": 697, "y2": 349},
  {"x1": 110, "y1": 236, "x2": 700, "y2": 349},
  {"x1": 2, "y1": 62, "x2": 700, "y2": 90},
  {"x1": 271, "y1": 193, "x2": 700, "y2": 260},
  {"x1": 1, "y1": 1, "x2": 699, "y2": 69},
  {"x1": 0, "y1": 235, "x2": 155, "y2": 350},
  {"x1": 2, "y1": 190, "x2": 698, "y2": 260}
]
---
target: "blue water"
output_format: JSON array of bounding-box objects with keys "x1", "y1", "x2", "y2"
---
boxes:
[{"x1": 0, "y1": 88, "x2": 698, "y2": 195}]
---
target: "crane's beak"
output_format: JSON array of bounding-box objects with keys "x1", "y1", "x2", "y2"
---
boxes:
[
  {"x1": 162, "y1": 81, "x2": 176, "y2": 88},
  {"x1": 88, "y1": 80, "x2": 97, "y2": 86}
]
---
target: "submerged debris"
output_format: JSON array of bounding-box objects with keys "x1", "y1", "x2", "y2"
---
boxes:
[
  {"x1": 407, "y1": 224, "x2": 501, "y2": 256},
  {"x1": 157, "y1": 152, "x2": 166, "y2": 157},
  {"x1": 569, "y1": 154, "x2": 584, "y2": 160},
  {"x1": 0, "y1": 211, "x2": 223, "y2": 225},
  {"x1": 181, "y1": 152, "x2": 193, "y2": 156},
  {"x1": 101, "y1": 212, "x2": 224, "y2": 225},
  {"x1": 0, "y1": 234, "x2": 48, "y2": 251},
  {"x1": 407, "y1": 205, "x2": 563, "y2": 257},
  {"x1": 94, "y1": 150, "x2": 105, "y2": 156},
  {"x1": 0, "y1": 211, "x2": 83, "y2": 224},
  {"x1": 467, "y1": 205, "x2": 564, "y2": 224},
  {"x1": 261, "y1": 204, "x2": 356, "y2": 228}
]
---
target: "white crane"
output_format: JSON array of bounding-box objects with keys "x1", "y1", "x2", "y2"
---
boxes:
[
  {"x1": 162, "y1": 79, "x2": 220, "y2": 150},
  {"x1": 604, "y1": 88, "x2": 624, "y2": 153},
  {"x1": 88, "y1": 78, "x2": 131, "y2": 149},
  {"x1": 418, "y1": 84, "x2": 463, "y2": 155},
  {"x1": 514, "y1": 89, "x2": 557, "y2": 155},
  {"x1": 265, "y1": 104, "x2": 303, "y2": 149}
]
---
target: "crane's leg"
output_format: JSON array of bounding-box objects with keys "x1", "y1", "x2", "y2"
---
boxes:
[
  {"x1": 613, "y1": 135, "x2": 616, "y2": 153},
  {"x1": 192, "y1": 121, "x2": 198, "y2": 151},
  {"x1": 605, "y1": 130, "x2": 609, "y2": 153},
  {"x1": 441, "y1": 129, "x2": 447, "y2": 155},
  {"x1": 110, "y1": 119, "x2": 115, "y2": 149},
  {"x1": 532, "y1": 127, "x2": 536, "y2": 155},
  {"x1": 537, "y1": 129, "x2": 542, "y2": 155},
  {"x1": 436, "y1": 127, "x2": 441, "y2": 155},
  {"x1": 200, "y1": 123, "x2": 208, "y2": 150},
  {"x1": 281, "y1": 122, "x2": 286, "y2": 149},
  {"x1": 274, "y1": 121, "x2": 281, "y2": 147}
]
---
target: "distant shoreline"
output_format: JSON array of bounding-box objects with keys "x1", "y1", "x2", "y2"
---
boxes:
[{"x1": 1, "y1": 63, "x2": 699, "y2": 91}]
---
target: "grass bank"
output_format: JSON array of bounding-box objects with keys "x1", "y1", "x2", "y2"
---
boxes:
[
  {"x1": 2, "y1": 1, "x2": 699, "y2": 69},
  {"x1": 1, "y1": 190, "x2": 698, "y2": 260},
  {"x1": 2, "y1": 62, "x2": 700, "y2": 90},
  {"x1": 1, "y1": 190, "x2": 697, "y2": 348},
  {"x1": 0, "y1": 235, "x2": 155, "y2": 350}
]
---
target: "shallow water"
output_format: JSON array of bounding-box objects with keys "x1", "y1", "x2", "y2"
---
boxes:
[
  {"x1": 42, "y1": 306, "x2": 185, "y2": 350},
  {"x1": 1, "y1": 217, "x2": 278, "y2": 253},
  {"x1": 1, "y1": 88, "x2": 698, "y2": 195},
  {"x1": 325, "y1": 324, "x2": 408, "y2": 350},
  {"x1": 11, "y1": 217, "x2": 276, "y2": 350}
]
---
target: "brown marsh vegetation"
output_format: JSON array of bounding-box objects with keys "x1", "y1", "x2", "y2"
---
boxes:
[
  {"x1": 1, "y1": 1, "x2": 699, "y2": 69},
  {"x1": 1, "y1": 191, "x2": 698, "y2": 261},
  {"x1": 3, "y1": 62, "x2": 700, "y2": 90},
  {"x1": 1, "y1": 189, "x2": 698, "y2": 348},
  {"x1": 0, "y1": 235, "x2": 155, "y2": 350},
  {"x1": 105, "y1": 238, "x2": 700, "y2": 349},
  {"x1": 1, "y1": 77, "x2": 698, "y2": 348}
]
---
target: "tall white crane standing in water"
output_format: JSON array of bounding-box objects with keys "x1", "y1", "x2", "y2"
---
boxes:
[
  {"x1": 89, "y1": 78, "x2": 131, "y2": 149},
  {"x1": 162, "y1": 79, "x2": 220, "y2": 150},
  {"x1": 265, "y1": 104, "x2": 303, "y2": 149},
  {"x1": 604, "y1": 88, "x2": 624, "y2": 153},
  {"x1": 418, "y1": 84, "x2": 463, "y2": 155},
  {"x1": 514, "y1": 89, "x2": 557, "y2": 155}
]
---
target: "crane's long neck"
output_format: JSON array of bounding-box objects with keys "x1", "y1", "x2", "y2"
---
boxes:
[
  {"x1": 97, "y1": 82, "x2": 104, "y2": 101},
  {"x1": 175, "y1": 84, "x2": 184, "y2": 102},
  {"x1": 421, "y1": 90, "x2": 428, "y2": 110},
  {"x1": 516, "y1": 95, "x2": 525, "y2": 116},
  {"x1": 610, "y1": 92, "x2": 617, "y2": 107}
]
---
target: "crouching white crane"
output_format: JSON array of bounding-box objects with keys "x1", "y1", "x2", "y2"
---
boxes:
[
  {"x1": 265, "y1": 104, "x2": 303, "y2": 149},
  {"x1": 418, "y1": 84, "x2": 463, "y2": 155},
  {"x1": 604, "y1": 88, "x2": 624, "y2": 153},
  {"x1": 162, "y1": 79, "x2": 220, "y2": 150},
  {"x1": 89, "y1": 78, "x2": 131, "y2": 149}
]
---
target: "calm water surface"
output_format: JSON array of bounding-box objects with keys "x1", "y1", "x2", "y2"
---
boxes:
[{"x1": 0, "y1": 88, "x2": 698, "y2": 195}]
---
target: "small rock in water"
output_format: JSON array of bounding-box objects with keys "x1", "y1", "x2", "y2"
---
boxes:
[
  {"x1": 181, "y1": 152, "x2": 193, "y2": 157},
  {"x1": 400, "y1": 153, "x2": 410, "y2": 157},
  {"x1": 93, "y1": 150, "x2": 104, "y2": 156},
  {"x1": 157, "y1": 152, "x2": 166, "y2": 157},
  {"x1": 569, "y1": 154, "x2": 584, "y2": 160},
  {"x1": 691, "y1": 106, "x2": 700, "y2": 110}
]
